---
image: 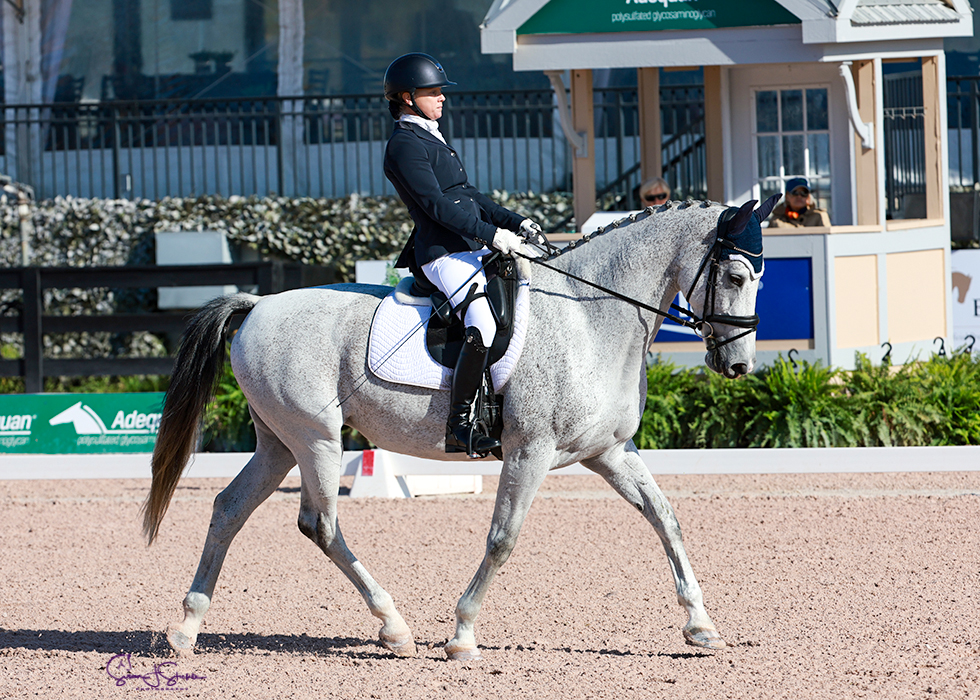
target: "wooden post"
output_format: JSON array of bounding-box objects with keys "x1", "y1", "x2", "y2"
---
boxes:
[
  {"x1": 703, "y1": 66, "x2": 724, "y2": 202},
  {"x1": 570, "y1": 69, "x2": 595, "y2": 231},
  {"x1": 22, "y1": 267, "x2": 42, "y2": 393},
  {"x1": 637, "y1": 67, "x2": 662, "y2": 182},
  {"x1": 852, "y1": 60, "x2": 879, "y2": 226},
  {"x1": 921, "y1": 55, "x2": 943, "y2": 221}
]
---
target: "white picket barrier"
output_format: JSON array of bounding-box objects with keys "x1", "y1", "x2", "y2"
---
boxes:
[{"x1": 2, "y1": 446, "x2": 979, "y2": 496}]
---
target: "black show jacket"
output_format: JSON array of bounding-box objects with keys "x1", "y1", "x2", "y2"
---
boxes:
[{"x1": 384, "y1": 121, "x2": 525, "y2": 271}]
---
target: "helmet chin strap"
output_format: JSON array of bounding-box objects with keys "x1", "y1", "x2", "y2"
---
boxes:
[{"x1": 407, "y1": 90, "x2": 429, "y2": 119}]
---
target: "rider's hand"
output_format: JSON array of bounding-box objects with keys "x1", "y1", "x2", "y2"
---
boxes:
[
  {"x1": 492, "y1": 228, "x2": 541, "y2": 258},
  {"x1": 519, "y1": 218, "x2": 546, "y2": 245}
]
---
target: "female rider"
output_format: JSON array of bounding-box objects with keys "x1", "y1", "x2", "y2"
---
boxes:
[{"x1": 382, "y1": 52, "x2": 542, "y2": 458}]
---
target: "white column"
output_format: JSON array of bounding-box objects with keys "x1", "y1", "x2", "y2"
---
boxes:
[
  {"x1": 3, "y1": 0, "x2": 43, "y2": 184},
  {"x1": 277, "y1": 0, "x2": 305, "y2": 196}
]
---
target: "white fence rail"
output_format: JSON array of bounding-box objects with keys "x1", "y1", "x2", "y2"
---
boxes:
[{"x1": 2, "y1": 447, "x2": 978, "y2": 497}]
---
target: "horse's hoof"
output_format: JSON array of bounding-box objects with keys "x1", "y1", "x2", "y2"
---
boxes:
[
  {"x1": 380, "y1": 633, "x2": 417, "y2": 658},
  {"x1": 445, "y1": 643, "x2": 483, "y2": 661},
  {"x1": 166, "y1": 627, "x2": 196, "y2": 657},
  {"x1": 683, "y1": 626, "x2": 727, "y2": 650}
]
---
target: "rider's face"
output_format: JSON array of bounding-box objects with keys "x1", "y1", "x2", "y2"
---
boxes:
[{"x1": 405, "y1": 87, "x2": 445, "y2": 120}]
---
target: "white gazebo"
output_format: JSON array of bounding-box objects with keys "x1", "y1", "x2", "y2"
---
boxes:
[{"x1": 482, "y1": 0, "x2": 973, "y2": 369}]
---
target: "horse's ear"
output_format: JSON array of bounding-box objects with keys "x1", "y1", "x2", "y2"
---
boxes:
[
  {"x1": 724, "y1": 199, "x2": 758, "y2": 237},
  {"x1": 753, "y1": 193, "x2": 782, "y2": 224}
]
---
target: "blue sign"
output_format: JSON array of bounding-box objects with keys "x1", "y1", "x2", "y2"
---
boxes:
[{"x1": 654, "y1": 258, "x2": 813, "y2": 343}]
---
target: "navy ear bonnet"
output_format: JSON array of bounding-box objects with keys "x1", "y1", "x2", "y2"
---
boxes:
[{"x1": 716, "y1": 193, "x2": 780, "y2": 279}]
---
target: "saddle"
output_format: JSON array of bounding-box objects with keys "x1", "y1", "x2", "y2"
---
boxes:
[
  {"x1": 417, "y1": 255, "x2": 520, "y2": 460},
  {"x1": 368, "y1": 255, "x2": 523, "y2": 461},
  {"x1": 412, "y1": 254, "x2": 521, "y2": 371}
]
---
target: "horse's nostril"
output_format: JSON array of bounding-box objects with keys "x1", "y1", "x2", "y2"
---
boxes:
[{"x1": 731, "y1": 362, "x2": 748, "y2": 376}]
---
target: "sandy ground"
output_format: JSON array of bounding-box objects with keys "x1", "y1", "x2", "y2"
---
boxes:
[{"x1": 1, "y1": 470, "x2": 979, "y2": 699}]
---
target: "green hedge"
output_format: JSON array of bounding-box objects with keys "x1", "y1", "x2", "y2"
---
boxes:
[
  {"x1": 636, "y1": 352, "x2": 980, "y2": 448},
  {"x1": 7, "y1": 351, "x2": 978, "y2": 450}
]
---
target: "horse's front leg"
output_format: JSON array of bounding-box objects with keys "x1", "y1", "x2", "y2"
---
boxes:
[
  {"x1": 582, "y1": 442, "x2": 726, "y2": 650},
  {"x1": 445, "y1": 451, "x2": 550, "y2": 661}
]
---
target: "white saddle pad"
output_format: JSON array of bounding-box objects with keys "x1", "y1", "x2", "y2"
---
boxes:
[{"x1": 367, "y1": 276, "x2": 530, "y2": 391}]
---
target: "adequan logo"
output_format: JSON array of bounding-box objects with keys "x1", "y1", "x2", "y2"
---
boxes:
[
  {"x1": 49, "y1": 401, "x2": 162, "y2": 435},
  {"x1": 0, "y1": 413, "x2": 34, "y2": 447},
  {"x1": 48, "y1": 401, "x2": 162, "y2": 448},
  {"x1": 0, "y1": 413, "x2": 33, "y2": 435}
]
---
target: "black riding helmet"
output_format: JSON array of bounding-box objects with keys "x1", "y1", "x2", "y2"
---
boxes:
[{"x1": 383, "y1": 53, "x2": 456, "y2": 119}]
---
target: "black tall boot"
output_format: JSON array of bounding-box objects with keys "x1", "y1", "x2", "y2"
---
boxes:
[{"x1": 445, "y1": 327, "x2": 501, "y2": 457}]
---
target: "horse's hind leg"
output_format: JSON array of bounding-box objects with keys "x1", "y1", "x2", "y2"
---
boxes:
[
  {"x1": 167, "y1": 415, "x2": 296, "y2": 655},
  {"x1": 582, "y1": 443, "x2": 726, "y2": 650},
  {"x1": 293, "y1": 439, "x2": 416, "y2": 658}
]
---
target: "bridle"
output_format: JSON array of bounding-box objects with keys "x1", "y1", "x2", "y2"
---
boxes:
[
  {"x1": 522, "y1": 205, "x2": 761, "y2": 352},
  {"x1": 676, "y1": 207, "x2": 762, "y2": 351}
]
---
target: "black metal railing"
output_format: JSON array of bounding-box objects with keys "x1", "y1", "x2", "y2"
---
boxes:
[
  {"x1": 0, "y1": 261, "x2": 321, "y2": 392},
  {"x1": 883, "y1": 73, "x2": 926, "y2": 219},
  {"x1": 948, "y1": 76, "x2": 980, "y2": 191},
  {"x1": 0, "y1": 86, "x2": 707, "y2": 208}
]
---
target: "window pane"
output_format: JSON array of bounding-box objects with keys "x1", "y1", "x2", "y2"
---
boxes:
[
  {"x1": 758, "y1": 135, "x2": 780, "y2": 177},
  {"x1": 783, "y1": 134, "x2": 805, "y2": 175},
  {"x1": 781, "y1": 89, "x2": 803, "y2": 131},
  {"x1": 172, "y1": 0, "x2": 213, "y2": 21},
  {"x1": 808, "y1": 133, "x2": 831, "y2": 177},
  {"x1": 760, "y1": 178, "x2": 783, "y2": 205},
  {"x1": 806, "y1": 88, "x2": 829, "y2": 130},
  {"x1": 756, "y1": 91, "x2": 778, "y2": 132},
  {"x1": 809, "y1": 176, "x2": 832, "y2": 216}
]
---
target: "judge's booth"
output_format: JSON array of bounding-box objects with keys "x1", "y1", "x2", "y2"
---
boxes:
[{"x1": 481, "y1": 0, "x2": 973, "y2": 369}]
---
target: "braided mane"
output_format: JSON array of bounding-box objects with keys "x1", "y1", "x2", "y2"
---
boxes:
[{"x1": 544, "y1": 200, "x2": 721, "y2": 262}]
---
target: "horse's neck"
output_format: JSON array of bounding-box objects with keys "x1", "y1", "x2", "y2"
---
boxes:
[{"x1": 552, "y1": 206, "x2": 715, "y2": 308}]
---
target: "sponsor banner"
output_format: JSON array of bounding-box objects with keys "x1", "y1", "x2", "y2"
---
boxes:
[
  {"x1": 951, "y1": 249, "x2": 980, "y2": 352},
  {"x1": 0, "y1": 393, "x2": 164, "y2": 454},
  {"x1": 518, "y1": 0, "x2": 800, "y2": 36},
  {"x1": 654, "y1": 257, "x2": 813, "y2": 343}
]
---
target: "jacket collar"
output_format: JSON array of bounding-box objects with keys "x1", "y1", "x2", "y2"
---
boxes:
[{"x1": 396, "y1": 120, "x2": 453, "y2": 150}]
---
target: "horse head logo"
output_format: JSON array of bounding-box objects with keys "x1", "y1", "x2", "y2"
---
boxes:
[
  {"x1": 48, "y1": 401, "x2": 108, "y2": 435},
  {"x1": 952, "y1": 271, "x2": 972, "y2": 305}
]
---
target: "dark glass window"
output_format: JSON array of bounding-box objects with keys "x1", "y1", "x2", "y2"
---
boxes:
[{"x1": 171, "y1": 0, "x2": 212, "y2": 21}]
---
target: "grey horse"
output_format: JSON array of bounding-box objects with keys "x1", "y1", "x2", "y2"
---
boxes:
[{"x1": 143, "y1": 198, "x2": 770, "y2": 661}]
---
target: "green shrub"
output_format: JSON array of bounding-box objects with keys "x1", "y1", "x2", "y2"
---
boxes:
[
  {"x1": 740, "y1": 357, "x2": 860, "y2": 447},
  {"x1": 843, "y1": 353, "x2": 940, "y2": 446},
  {"x1": 635, "y1": 359, "x2": 700, "y2": 449},
  {"x1": 917, "y1": 350, "x2": 980, "y2": 445},
  {"x1": 682, "y1": 369, "x2": 759, "y2": 448},
  {"x1": 202, "y1": 356, "x2": 255, "y2": 452}
]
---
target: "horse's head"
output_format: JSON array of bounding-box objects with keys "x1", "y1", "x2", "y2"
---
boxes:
[{"x1": 685, "y1": 195, "x2": 779, "y2": 379}]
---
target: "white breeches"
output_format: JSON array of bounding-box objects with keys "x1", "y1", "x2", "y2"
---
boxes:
[{"x1": 422, "y1": 249, "x2": 497, "y2": 347}]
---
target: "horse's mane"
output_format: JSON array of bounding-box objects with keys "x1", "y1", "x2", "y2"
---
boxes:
[{"x1": 543, "y1": 199, "x2": 722, "y2": 263}]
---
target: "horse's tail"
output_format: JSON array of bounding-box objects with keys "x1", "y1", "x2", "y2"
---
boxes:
[{"x1": 142, "y1": 292, "x2": 259, "y2": 545}]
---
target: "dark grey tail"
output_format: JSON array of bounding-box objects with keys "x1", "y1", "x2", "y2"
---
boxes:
[{"x1": 141, "y1": 293, "x2": 258, "y2": 544}]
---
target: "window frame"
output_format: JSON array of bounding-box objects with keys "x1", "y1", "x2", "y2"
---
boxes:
[{"x1": 750, "y1": 83, "x2": 833, "y2": 220}]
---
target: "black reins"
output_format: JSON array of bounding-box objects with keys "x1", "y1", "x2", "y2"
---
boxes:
[{"x1": 520, "y1": 207, "x2": 760, "y2": 351}]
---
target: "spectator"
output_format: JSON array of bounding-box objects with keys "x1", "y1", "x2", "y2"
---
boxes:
[
  {"x1": 768, "y1": 177, "x2": 831, "y2": 228},
  {"x1": 638, "y1": 177, "x2": 671, "y2": 207}
]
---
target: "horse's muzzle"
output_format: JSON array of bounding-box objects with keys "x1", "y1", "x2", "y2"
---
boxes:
[{"x1": 706, "y1": 351, "x2": 753, "y2": 378}]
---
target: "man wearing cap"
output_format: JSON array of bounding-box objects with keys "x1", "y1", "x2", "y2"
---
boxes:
[{"x1": 767, "y1": 177, "x2": 831, "y2": 228}]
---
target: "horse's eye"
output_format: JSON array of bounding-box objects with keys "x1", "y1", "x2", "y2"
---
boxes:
[{"x1": 729, "y1": 273, "x2": 745, "y2": 288}]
